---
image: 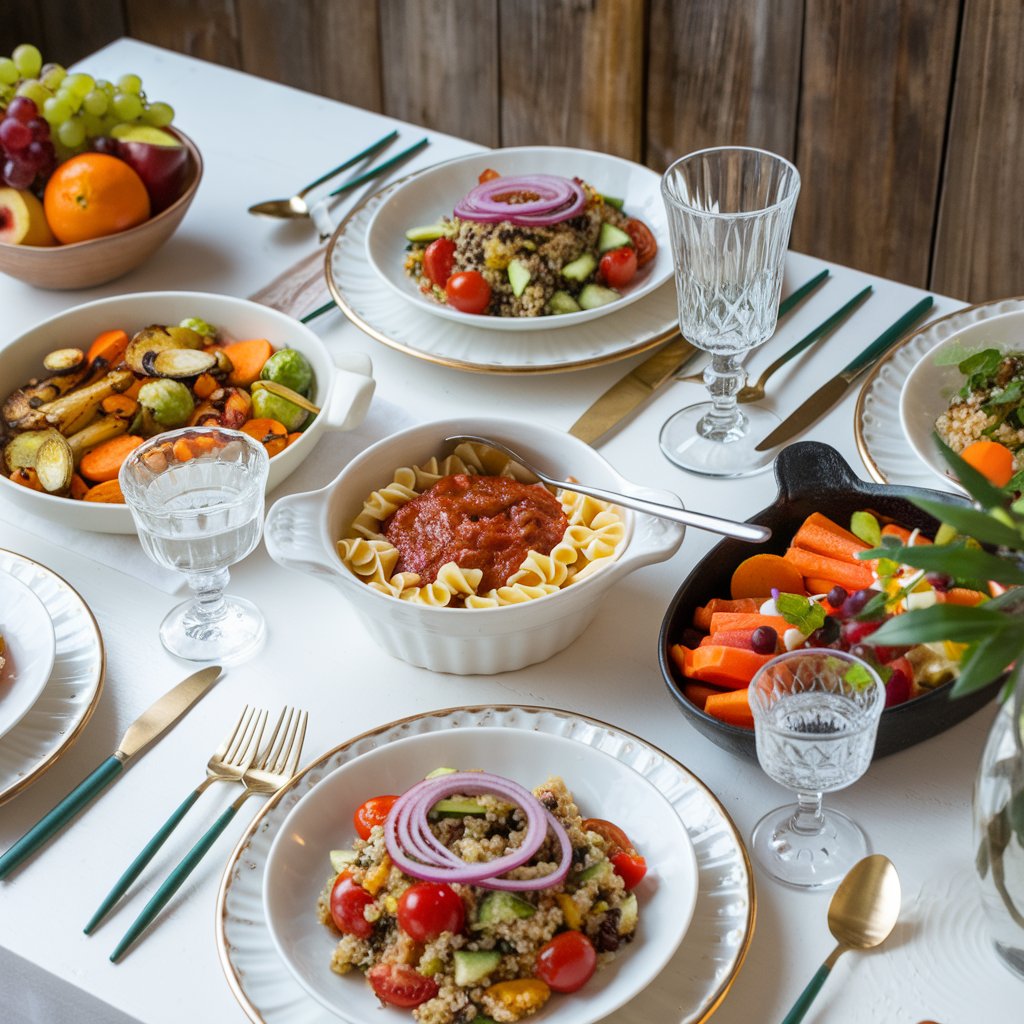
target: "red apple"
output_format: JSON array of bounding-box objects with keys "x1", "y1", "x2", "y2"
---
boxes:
[{"x1": 108, "y1": 126, "x2": 190, "y2": 214}]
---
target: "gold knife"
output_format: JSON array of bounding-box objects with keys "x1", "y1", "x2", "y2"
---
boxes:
[
  {"x1": 569, "y1": 268, "x2": 830, "y2": 445},
  {"x1": 0, "y1": 665, "x2": 222, "y2": 879}
]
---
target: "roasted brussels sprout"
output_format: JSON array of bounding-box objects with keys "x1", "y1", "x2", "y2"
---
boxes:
[
  {"x1": 251, "y1": 388, "x2": 307, "y2": 432},
  {"x1": 138, "y1": 379, "x2": 195, "y2": 428},
  {"x1": 260, "y1": 348, "x2": 314, "y2": 396},
  {"x1": 178, "y1": 316, "x2": 217, "y2": 338}
]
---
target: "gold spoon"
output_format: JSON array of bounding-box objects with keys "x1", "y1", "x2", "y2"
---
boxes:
[
  {"x1": 781, "y1": 854, "x2": 901, "y2": 1024},
  {"x1": 444, "y1": 434, "x2": 772, "y2": 544},
  {"x1": 676, "y1": 285, "x2": 873, "y2": 402}
]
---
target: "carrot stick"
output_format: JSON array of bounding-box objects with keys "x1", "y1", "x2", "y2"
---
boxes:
[
  {"x1": 704, "y1": 689, "x2": 754, "y2": 728},
  {"x1": 685, "y1": 645, "x2": 776, "y2": 689},
  {"x1": 82, "y1": 479, "x2": 125, "y2": 503},
  {"x1": 87, "y1": 329, "x2": 129, "y2": 368},
  {"x1": 223, "y1": 338, "x2": 273, "y2": 387},
  {"x1": 709, "y1": 612, "x2": 789, "y2": 635},
  {"x1": 693, "y1": 597, "x2": 762, "y2": 631},
  {"x1": 730, "y1": 553, "x2": 806, "y2": 599},
  {"x1": 804, "y1": 577, "x2": 845, "y2": 596},
  {"x1": 682, "y1": 682, "x2": 721, "y2": 711},
  {"x1": 783, "y1": 546, "x2": 875, "y2": 592},
  {"x1": 791, "y1": 512, "x2": 868, "y2": 564},
  {"x1": 79, "y1": 434, "x2": 144, "y2": 482}
]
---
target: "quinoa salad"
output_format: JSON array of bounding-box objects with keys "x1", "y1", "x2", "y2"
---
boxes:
[
  {"x1": 403, "y1": 171, "x2": 657, "y2": 319},
  {"x1": 316, "y1": 771, "x2": 646, "y2": 1023}
]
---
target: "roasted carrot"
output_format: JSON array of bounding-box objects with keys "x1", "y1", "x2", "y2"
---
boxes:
[
  {"x1": 682, "y1": 681, "x2": 721, "y2": 711},
  {"x1": 79, "y1": 434, "x2": 144, "y2": 482},
  {"x1": 682, "y1": 645, "x2": 776, "y2": 689},
  {"x1": 960, "y1": 439, "x2": 1015, "y2": 487},
  {"x1": 223, "y1": 338, "x2": 273, "y2": 387},
  {"x1": 241, "y1": 417, "x2": 288, "y2": 456},
  {"x1": 783, "y1": 546, "x2": 875, "y2": 592},
  {"x1": 172, "y1": 438, "x2": 195, "y2": 463},
  {"x1": 938, "y1": 587, "x2": 988, "y2": 607},
  {"x1": 69, "y1": 473, "x2": 89, "y2": 500},
  {"x1": 669, "y1": 644, "x2": 690, "y2": 679},
  {"x1": 708, "y1": 612, "x2": 789, "y2": 635},
  {"x1": 193, "y1": 372, "x2": 219, "y2": 399},
  {"x1": 704, "y1": 689, "x2": 754, "y2": 728},
  {"x1": 286, "y1": 431, "x2": 302, "y2": 447},
  {"x1": 86, "y1": 329, "x2": 129, "y2": 368},
  {"x1": 805, "y1": 577, "x2": 845, "y2": 596},
  {"x1": 693, "y1": 597, "x2": 762, "y2": 631},
  {"x1": 791, "y1": 511, "x2": 868, "y2": 563},
  {"x1": 82, "y1": 479, "x2": 125, "y2": 503},
  {"x1": 730, "y1": 553, "x2": 806, "y2": 599},
  {"x1": 100, "y1": 394, "x2": 139, "y2": 419},
  {"x1": 122, "y1": 376, "x2": 152, "y2": 401},
  {"x1": 9, "y1": 467, "x2": 43, "y2": 491}
]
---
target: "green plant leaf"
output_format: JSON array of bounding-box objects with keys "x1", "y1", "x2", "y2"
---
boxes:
[
  {"x1": 868, "y1": 604, "x2": 1011, "y2": 645},
  {"x1": 856, "y1": 543, "x2": 1024, "y2": 585},
  {"x1": 776, "y1": 593, "x2": 825, "y2": 634},
  {"x1": 911, "y1": 497, "x2": 1023, "y2": 549},
  {"x1": 950, "y1": 628, "x2": 1024, "y2": 697},
  {"x1": 935, "y1": 435, "x2": 1017, "y2": 511}
]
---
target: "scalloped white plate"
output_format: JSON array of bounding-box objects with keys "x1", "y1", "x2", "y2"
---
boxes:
[
  {"x1": 0, "y1": 549, "x2": 105, "y2": 806},
  {"x1": 217, "y1": 706, "x2": 754, "y2": 1024}
]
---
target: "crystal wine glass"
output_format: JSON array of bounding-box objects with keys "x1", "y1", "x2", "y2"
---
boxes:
[
  {"x1": 120, "y1": 426, "x2": 269, "y2": 662},
  {"x1": 748, "y1": 649, "x2": 885, "y2": 889},
  {"x1": 660, "y1": 146, "x2": 800, "y2": 476}
]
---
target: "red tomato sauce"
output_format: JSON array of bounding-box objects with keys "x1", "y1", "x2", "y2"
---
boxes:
[{"x1": 384, "y1": 474, "x2": 569, "y2": 593}]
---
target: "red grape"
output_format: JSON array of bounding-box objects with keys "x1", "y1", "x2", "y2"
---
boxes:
[
  {"x1": 2, "y1": 156, "x2": 34, "y2": 189},
  {"x1": 6, "y1": 96, "x2": 38, "y2": 123},
  {"x1": 750, "y1": 626, "x2": 778, "y2": 654},
  {"x1": 0, "y1": 118, "x2": 31, "y2": 152},
  {"x1": 826, "y1": 586, "x2": 848, "y2": 608}
]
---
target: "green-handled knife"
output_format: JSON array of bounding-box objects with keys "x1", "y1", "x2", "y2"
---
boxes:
[
  {"x1": 568, "y1": 268, "x2": 830, "y2": 445},
  {"x1": 0, "y1": 665, "x2": 221, "y2": 880},
  {"x1": 754, "y1": 296, "x2": 935, "y2": 452}
]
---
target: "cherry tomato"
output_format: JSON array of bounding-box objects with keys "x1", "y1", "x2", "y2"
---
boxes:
[
  {"x1": 610, "y1": 850, "x2": 648, "y2": 890},
  {"x1": 582, "y1": 818, "x2": 632, "y2": 852},
  {"x1": 598, "y1": 246, "x2": 638, "y2": 289},
  {"x1": 367, "y1": 963, "x2": 439, "y2": 1008},
  {"x1": 397, "y1": 882, "x2": 465, "y2": 941},
  {"x1": 582, "y1": 818, "x2": 647, "y2": 890},
  {"x1": 354, "y1": 795, "x2": 399, "y2": 840},
  {"x1": 445, "y1": 270, "x2": 492, "y2": 314},
  {"x1": 478, "y1": 167, "x2": 501, "y2": 183},
  {"x1": 624, "y1": 217, "x2": 657, "y2": 267},
  {"x1": 329, "y1": 871, "x2": 375, "y2": 938},
  {"x1": 535, "y1": 931, "x2": 597, "y2": 993},
  {"x1": 423, "y1": 237, "x2": 456, "y2": 287}
]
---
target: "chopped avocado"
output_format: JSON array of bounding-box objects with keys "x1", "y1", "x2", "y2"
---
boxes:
[
  {"x1": 578, "y1": 283, "x2": 621, "y2": 310},
  {"x1": 329, "y1": 849, "x2": 357, "y2": 872},
  {"x1": 618, "y1": 893, "x2": 638, "y2": 935},
  {"x1": 576, "y1": 859, "x2": 612, "y2": 884},
  {"x1": 405, "y1": 224, "x2": 447, "y2": 242},
  {"x1": 508, "y1": 258, "x2": 532, "y2": 298},
  {"x1": 561, "y1": 252, "x2": 597, "y2": 282},
  {"x1": 474, "y1": 891, "x2": 536, "y2": 928},
  {"x1": 598, "y1": 222, "x2": 633, "y2": 253},
  {"x1": 424, "y1": 766, "x2": 458, "y2": 779},
  {"x1": 453, "y1": 950, "x2": 501, "y2": 986},
  {"x1": 546, "y1": 290, "x2": 582, "y2": 315},
  {"x1": 600, "y1": 194, "x2": 625, "y2": 210},
  {"x1": 431, "y1": 796, "x2": 487, "y2": 818}
]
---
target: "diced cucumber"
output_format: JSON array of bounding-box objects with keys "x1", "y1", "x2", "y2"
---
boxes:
[
  {"x1": 329, "y1": 849, "x2": 357, "y2": 872},
  {"x1": 576, "y1": 859, "x2": 612, "y2": 884},
  {"x1": 453, "y1": 950, "x2": 501, "y2": 986},
  {"x1": 424, "y1": 766, "x2": 458, "y2": 779},
  {"x1": 598, "y1": 222, "x2": 633, "y2": 253},
  {"x1": 405, "y1": 224, "x2": 447, "y2": 242},
  {"x1": 561, "y1": 252, "x2": 597, "y2": 282},
  {"x1": 618, "y1": 892, "x2": 638, "y2": 935},
  {"x1": 578, "y1": 283, "x2": 621, "y2": 310},
  {"x1": 474, "y1": 891, "x2": 536, "y2": 929},
  {"x1": 546, "y1": 290, "x2": 581, "y2": 315},
  {"x1": 431, "y1": 796, "x2": 487, "y2": 818},
  {"x1": 600, "y1": 194, "x2": 625, "y2": 210},
  {"x1": 508, "y1": 258, "x2": 532, "y2": 298}
]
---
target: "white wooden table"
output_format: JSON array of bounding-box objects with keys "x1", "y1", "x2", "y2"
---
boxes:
[{"x1": 0, "y1": 38, "x2": 1017, "y2": 1024}]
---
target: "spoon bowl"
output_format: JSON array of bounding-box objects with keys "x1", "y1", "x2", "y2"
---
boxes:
[
  {"x1": 248, "y1": 196, "x2": 312, "y2": 219},
  {"x1": 444, "y1": 434, "x2": 772, "y2": 544}
]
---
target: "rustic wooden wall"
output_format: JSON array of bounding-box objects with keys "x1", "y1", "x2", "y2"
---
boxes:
[{"x1": 3, "y1": 0, "x2": 1021, "y2": 302}]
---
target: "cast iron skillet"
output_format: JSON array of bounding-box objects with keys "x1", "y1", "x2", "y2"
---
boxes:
[{"x1": 658, "y1": 441, "x2": 1003, "y2": 761}]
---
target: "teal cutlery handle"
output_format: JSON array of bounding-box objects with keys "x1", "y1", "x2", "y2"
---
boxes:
[
  {"x1": 84, "y1": 787, "x2": 203, "y2": 934},
  {"x1": 0, "y1": 755, "x2": 124, "y2": 880},
  {"x1": 778, "y1": 268, "x2": 829, "y2": 317},
  {"x1": 110, "y1": 801, "x2": 241, "y2": 962},
  {"x1": 327, "y1": 137, "x2": 429, "y2": 198},
  {"x1": 780, "y1": 962, "x2": 833, "y2": 1024},
  {"x1": 842, "y1": 295, "x2": 934, "y2": 377}
]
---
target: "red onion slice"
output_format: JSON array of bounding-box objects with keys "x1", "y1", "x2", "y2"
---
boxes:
[{"x1": 453, "y1": 174, "x2": 586, "y2": 226}]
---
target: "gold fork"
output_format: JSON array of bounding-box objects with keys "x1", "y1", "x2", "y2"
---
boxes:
[
  {"x1": 84, "y1": 705, "x2": 268, "y2": 935},
  {"x1": 110, "y1": 706, "x2": 308, "y2": 962}
]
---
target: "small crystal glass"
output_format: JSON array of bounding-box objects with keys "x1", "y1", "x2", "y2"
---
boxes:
[
  {"x1": 120, "y1": 426, "x2": 269, "y2": 662},
  {"x1": 749, "y1": 649, "x2": 885, "y2": 889},
  {"x1": 660, "y1": 146, "x2": 800, "y2": 477}
]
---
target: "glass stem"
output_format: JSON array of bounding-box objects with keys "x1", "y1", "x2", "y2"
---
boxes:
[
  {"x1": 185, "y1": 566, "x2": 230, "y2": 624},
  {"x1": 699, "y1": 351, "x2": 745, "y2": 440},
  {"x1": 790, "y1": 791, "x2": 825, "y2": 835}
]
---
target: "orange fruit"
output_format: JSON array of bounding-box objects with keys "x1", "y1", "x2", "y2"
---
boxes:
[{"x1": 43, "y1": 153, "x2": 150, "y2": 244}]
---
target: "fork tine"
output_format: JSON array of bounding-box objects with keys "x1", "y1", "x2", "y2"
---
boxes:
[
  {"x1": 234, "y1": 709, "x2": 268, "y2": 769},
  {"x1": 221, "y1": 705, "x2": 256, "y2": 763},
  {"x1": 267, "y1": 707, "x2": 296, "y2": 774},
  {"x1": 284, "y1": 711, "x2": 308, "y2": 776},
  {"x1": 257, "y1": 707, "x2": 289, "y2": 770}
]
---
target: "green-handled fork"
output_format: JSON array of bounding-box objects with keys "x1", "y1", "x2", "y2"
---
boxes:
[
  {"x1": 110, "y1": 706, "x2": 309, "y2": 962},
  {"x1": 84, "y1": 705, "x2": 268, "y2": 934}
]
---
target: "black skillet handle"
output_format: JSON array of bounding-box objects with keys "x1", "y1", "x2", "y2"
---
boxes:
[{"x1": 773, "y1": 442, "x2": 863, "y2": 505}]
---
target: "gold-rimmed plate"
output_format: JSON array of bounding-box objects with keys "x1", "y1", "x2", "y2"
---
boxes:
[
  {"x1": 325, "y1": 179, "x2": 679, "y2": 374},
  {"x1": 217, "y1": 705, "x2": 754, "y2": 1024},
  {"x1": 0, "y1": 549, "x2": 105, "y2": 806},
  {"x1": 855, "y1": 296, "x2": 1024, "y2": 487}
]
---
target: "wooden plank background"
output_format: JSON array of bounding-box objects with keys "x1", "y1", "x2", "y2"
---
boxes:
[{"x1": 2, "y1": 0, "x2": 1020, "y2": 302}]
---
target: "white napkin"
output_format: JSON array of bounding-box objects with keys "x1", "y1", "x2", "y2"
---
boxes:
[{"x1": 7, "y1": 397, "x2": 418, "y2": 594}]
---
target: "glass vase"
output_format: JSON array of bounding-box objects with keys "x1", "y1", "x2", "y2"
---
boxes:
[{"x1": 974, "y1": 662, "x2": 1024, "y2": 978}]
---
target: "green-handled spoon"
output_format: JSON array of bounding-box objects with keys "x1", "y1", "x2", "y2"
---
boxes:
[{"x1": 781, "y1": 854, "x2": 901, "y2": 1024}]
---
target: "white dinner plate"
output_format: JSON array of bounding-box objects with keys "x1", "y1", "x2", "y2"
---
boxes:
[
  {"x1": 262, "y1": 727, "x2": 697, "y2": 1024},
  {"x1": 855, "y1": 296, "x2": 1024, "y2": 489},
  {"x1": 363, "y1": 146, "x2": 672, "y2": 332},
  {"x1": 217, "y1": 705, "x2": 755, "y2": 1024},
  {"x1": 0, "y1": 549, "x2": 105, "y2": 806},
  {"x1": 327, "y1": 184, "x2": 679, "y2": 375},
  {"x1": 0, "y1": 570, "x2": 56, "y2": 741}
]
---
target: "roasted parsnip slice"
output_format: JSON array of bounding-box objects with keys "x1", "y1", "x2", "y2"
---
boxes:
[
  {"x1": 67, "y1": 413, "x2": 131, "y2": 465},
  {"x1": 3, "y1": 428, "x2": 65, "y2": 473},
  {"x1": 42, "y1": 348, "x2": 86, "y2": 373},
  {"x1": 35, "y1": 368, "x2": 135, "y2": 435},
  {"x1": 125, "y1": 325, "x2": 204, "y2": 376},
  {"x1": 2, "y1": 363, "x2": 94, "y2": 430},
  {"x1": 147, "y1": 348, "x2": 217, "y2": 379}
]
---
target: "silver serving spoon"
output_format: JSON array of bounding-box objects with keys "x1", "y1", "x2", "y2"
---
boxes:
[{"x1": 445, "y1": 435, "x2": 772, "y2": 544}]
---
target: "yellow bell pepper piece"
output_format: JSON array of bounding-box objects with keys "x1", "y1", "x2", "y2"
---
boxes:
[
  {"x1": 362, "y1": 854, "x2": 391, "y2": 896},
  {"x1": 555, "y1": 892, "x2": 582, "y2": 931},
  {"x1": 483, "y1": 979, "x2": 551, "y2": 1017}
]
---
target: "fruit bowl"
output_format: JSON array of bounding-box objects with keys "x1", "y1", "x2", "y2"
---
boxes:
[
  {"x1": 658, "y1": 441, "x2": 1004, "y2": 761},
  {"x1": 0, "y1": 128, "x2": 201, "y2": 290}
]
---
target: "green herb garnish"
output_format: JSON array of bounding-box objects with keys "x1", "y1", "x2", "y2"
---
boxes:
[{"x1": 776, "y1": 593, "x2": 826, "y2": 634}]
